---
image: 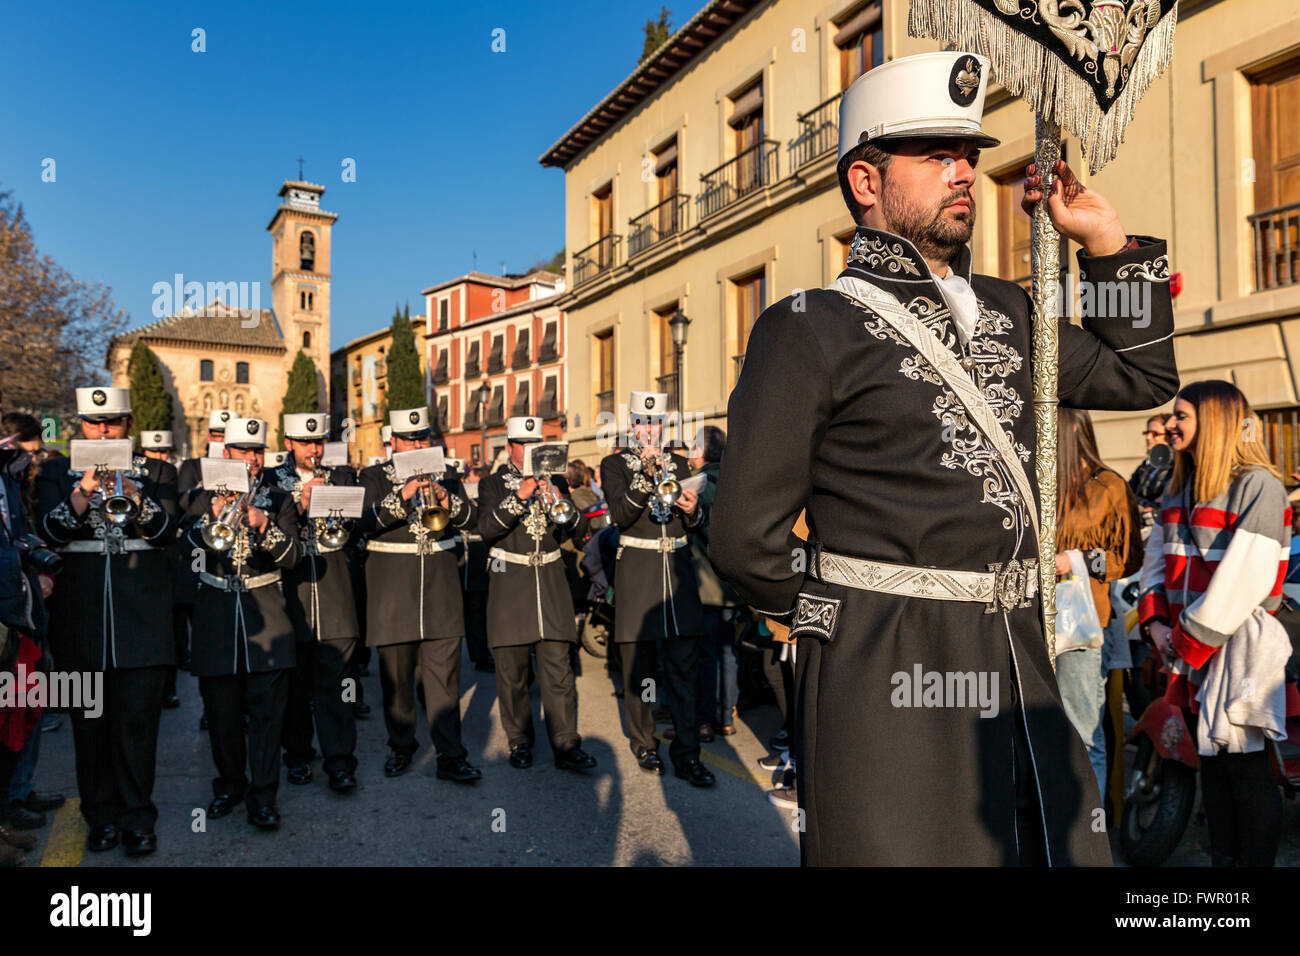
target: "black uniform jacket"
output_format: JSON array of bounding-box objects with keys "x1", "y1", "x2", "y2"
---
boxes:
[
  {"x1": 599, "y1": 448, "x2": 706, "y2": 643},
  {"x1": 477, "y1": 461, "x2": 588, "y2": 646},
  {"x1": 357, "y1": 460, "x2": 476, "y2": 645},
  {"x1": 185, "y1": 477, "x2": 300, "y2": 677},
  {"x1": 708, "y1": 226, "x2": 1179, "y2": 866},
  {"x1": 266, "y1": 455, "x2": 361, "y2": 644},
  {"x1": 36, "y1": 454, "x2": 179, "y2": 671}
]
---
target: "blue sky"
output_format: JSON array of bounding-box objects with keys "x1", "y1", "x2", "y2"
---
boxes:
[{"x1": 0, "y1": 0, "x2": 698, "y2": 347}]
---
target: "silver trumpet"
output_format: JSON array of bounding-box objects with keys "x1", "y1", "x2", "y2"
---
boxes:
[
  {"x1": 537, "y1": 475, "x2": 576, "y2": 526},
  {"x1": 651, "y1": 452, "x2": 681, "y2": 510},
  {"x1": 202, "y1": 489, "x2": 250, "y2": 552},
  {"x1": 102, "y1": 469, "x2": 137, "y2": 526},
  {"x1": 307, "y1": 457, "x2": 353, "y2": 547}
]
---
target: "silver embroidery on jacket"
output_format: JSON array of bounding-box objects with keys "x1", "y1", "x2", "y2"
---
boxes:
[
  {"x1": 847, "y1": 233, "x2": 923, "y2": 277},
  {"x1": 1116, "y1": 255, "x2": 1170, "y2": 282}
]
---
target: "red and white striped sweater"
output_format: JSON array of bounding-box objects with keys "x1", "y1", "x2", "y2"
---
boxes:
[{"x1": 1139, "y1": 465, "x2": 1291, "y2": 670}]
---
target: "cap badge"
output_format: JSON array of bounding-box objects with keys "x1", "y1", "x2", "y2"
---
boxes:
[
  {"x1": 306, "y1": 417, "x2": 318, "y2": 432},
  {"x1": 644, "y1": 396, "x2": 655, "y2": 410},
  {"x1": 525, "y1": 419, "x2": 535, "y2": 431},
  {"x1": 92, "y1": 389, "x2": 107, "y2": 406},
  {"x1": 247, "y1": 420, "x2": 260, "y2": 435},
  {"x1": 408, "y1": 411, "x2": 420, "y2": 425},
  {"x1": 220, "y1": 411, "x2": 230, "y2": 422},
  {"x1": 950, "y1": 56, "x2": 980, "y2": 107},
  {"x1": 154, "y1": 434, "x2": 162, "y2": 442}
]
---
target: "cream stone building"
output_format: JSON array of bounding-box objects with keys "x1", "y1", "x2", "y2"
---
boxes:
[
  {"x1": 541, "y1": 0, "x2": 1300, "y2": 480},
  {"x1": 108, "y1": 180, "x2": 337, "y2": 454}
]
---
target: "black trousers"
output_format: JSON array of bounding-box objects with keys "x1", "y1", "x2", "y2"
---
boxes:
[
  {"x1": 68, "y1": 665, "x2": 167, "y2": 831},
  {"x1": 200, "y1": 668, "x2": 289, "y2": 812},
  {"x1": 619, "y1": 637, "x2": 700, "y2": 765},
  {"x1": 463, "y1": 590, "x2": 490, "y2": 665},
  {"x1": 282, "y1": 638, "x2": 358, "y2": 774},
  {"x1": 165, "y1": 604, "x2": 192, "y2": 695},
  {"x1": 377, "y1": 639, "x2": 466, "y2": 761},
  {"x1": 763, "y1": 645, "x2": 796, "y2": 733},
  {"x1": 495, "y1": 641, "x2": 580, "y2": 753},
  {"x1": 1200, "y1": 748, "x2": 1282, "y2": 866}
]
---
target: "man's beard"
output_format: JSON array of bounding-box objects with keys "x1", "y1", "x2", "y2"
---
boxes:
[{"x1": 881, "y1": 183, "x2": 976, "y2": 265}]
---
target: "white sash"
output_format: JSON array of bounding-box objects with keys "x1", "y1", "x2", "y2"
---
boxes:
[{"x1": 828, "y1": 274, "x2": 1041, "y2": 545}]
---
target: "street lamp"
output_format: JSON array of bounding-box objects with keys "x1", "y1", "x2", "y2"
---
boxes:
[
  {"x1": 477, "y1": 380, "x2": 491, "y2": 469},
  {"x1": 669, "y1": 310, "x2": 690, "y2": 422}
]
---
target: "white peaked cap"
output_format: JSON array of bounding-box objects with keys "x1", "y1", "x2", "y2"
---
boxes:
[
  {"x1": 283, "y1": 413, "x2": 329, "y2": 440},
  {"x1": 389, "y1": 407, "x2": 430, "y2": 437},
  {"x1": 208, "y1": 409, "x2": 234, "y2": 430},
  {"x1": 76, "y1": 387, "x2": 130, "y2": 420},
  {"x1": 141, "y1": 430, "x2": 173, "y2": 449},
  {"x1": 506, "y1": 416, "x2": 543, "y2": 443},
  {"x1": 838, "y1": 51, "x2": 999, "y2": 162},
  {"x1": 629, "y1": 391, "x2": 668, "y2": 419},
  {"x1": 225, "y1": 417, "x2": 268, "y2": 449}
]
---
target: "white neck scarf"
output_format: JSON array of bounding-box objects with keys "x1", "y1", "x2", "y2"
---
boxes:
[{"x1": 933, "y1": 271, "x2": 979, "y2": 346}]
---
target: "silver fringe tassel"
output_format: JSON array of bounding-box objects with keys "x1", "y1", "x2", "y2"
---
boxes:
[{"x1": 909, "y1": 0, "x2": 1179, "y2": 173}]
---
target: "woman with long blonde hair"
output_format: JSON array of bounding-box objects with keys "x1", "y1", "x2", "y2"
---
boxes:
[{"x1": 1138, "y1": 380, "x2": 1291, "y2": 866}]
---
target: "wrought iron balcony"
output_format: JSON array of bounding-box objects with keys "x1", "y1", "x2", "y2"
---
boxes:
[
  {"x1": 732, "y1": 353, "x2": 746, "y2": 378},
  {"x1": 1251, "y1": 201, "x2": 1300, "y2": 292},
  {"x1": 789, "y1": 94, "x2": 839, "y2": 169},
  {"x1": 512, "y1": 344, "x2": 531, "y2": 369},
  {"x1": 698, "y1": 141, "x2": 779, "y2": 219},
  {"x1": 656, "y1": 372, "x2": 678, "y2": 411},
  {"x1": 596, "y1": 389, "x2": 614, "y2": 416},
  {"x1": 574, "y1": 234, "x2": 622, "y2": 286},
  {"x1": 628, "y1": 194, "x2": 689, "y2": 256},
  {"x1": 465, "y1": 356, "x2": 480, "y2": 379},
  {"x1": 539, "y1": 401, "x2": 559, "y2": 419}
]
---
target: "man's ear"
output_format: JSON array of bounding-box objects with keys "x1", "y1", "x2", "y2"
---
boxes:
[{"x1": 847, "y1": 159, "x2": 881, "y2": 216}]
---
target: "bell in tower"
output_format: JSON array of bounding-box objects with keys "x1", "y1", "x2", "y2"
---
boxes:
[{"x1": 300, "y1": 231, "x2": 315, "y2": 272}]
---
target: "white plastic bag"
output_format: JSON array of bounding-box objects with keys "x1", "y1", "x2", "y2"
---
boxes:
[{"x1": 1055, "y1": 550, "x2": 1105, "y2": 654}]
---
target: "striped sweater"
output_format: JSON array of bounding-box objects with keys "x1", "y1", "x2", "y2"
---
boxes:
[{"x1": 1139, "y1": 466, "x2": 1291, "y2": 669}]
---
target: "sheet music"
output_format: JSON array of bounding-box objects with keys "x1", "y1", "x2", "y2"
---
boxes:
[
  {"x1": 307, "y1": 486, "x2": 365, "y2": 518},
  {"x1": 321, "y1": 441, "x2": 348, "y2": 466},
  {"x1": 200, "y1": 458, "x2": 250, "y2": 494},
  {"x1": 523, "y1": 442, "x2": 568, "y2": 477},
  {"x1": 678, "y1": 472, "x2": 708, "y2": 495},
  {"x1": 69, "y1": 439, "x2": 133, "y2": 473},
  {"x1": 205, "y1": 441, "x2": 225, "y2": 459},
  {"x1": 391, "y1": 447, "x2": 445, "y2": 481}
]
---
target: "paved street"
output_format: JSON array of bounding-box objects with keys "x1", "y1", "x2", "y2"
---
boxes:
[{"x1": 26, "y1": 648, "x2": 800, "y2": 867}]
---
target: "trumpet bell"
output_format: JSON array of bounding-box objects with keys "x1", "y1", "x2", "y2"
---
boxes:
[
  {"x1": 318, "y1": 517, "x2": 350, "y2": 549},
  {"x1": 654, "y1": 478, "x2": 681, "y2": 508},
  {"x1": 420, "y1": 505, "x2": 451, "y2": 533},
  {"x1": 202, "y1": 521, "x2": 237, "y2": 552},
  {"x1": 103, "y1": 495, "x2": 136, "y2": 526},
  {"x1": 548, "y1": 499, "x2": 577, "y2": 526}
]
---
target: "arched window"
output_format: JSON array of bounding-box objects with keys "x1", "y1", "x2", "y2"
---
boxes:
[
  {"x1": 302, "y1": 330, "x2": 312, "y2": 348},
  {"x1": 235, "y1": 393, "x2": 246, "y2": 414},
  {"x1": 236, "y1": 362, "x2": 249, "y2": 384},
  {"x1": 200, "y1": 359, "x2": 214, "y2": 381},
  {"x1": 300, "y1": 231, "x2": 315, "y2": 271}
]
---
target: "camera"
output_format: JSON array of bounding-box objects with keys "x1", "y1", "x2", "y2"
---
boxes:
[{"x1": 15, "y1": 533, "x2": 62, "y2": 575}]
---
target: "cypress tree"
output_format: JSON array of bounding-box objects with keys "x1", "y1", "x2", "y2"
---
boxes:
[
  {"x1": 127, "y1": 340, "x2": 173, "y2": 440},
  {"x1": 279, "y1": 349, "x2": 319, "y2": 446},
  {"x1": 385, "y1": 302, "x2": 425, "y2": 417}
]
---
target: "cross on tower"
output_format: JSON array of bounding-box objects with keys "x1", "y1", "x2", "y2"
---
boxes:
[{"x1": 297, "y1": 155, "x2": 304, "y2": 180}]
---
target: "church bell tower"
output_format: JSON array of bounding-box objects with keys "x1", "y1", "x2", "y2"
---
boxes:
[{"x1": 268, "y1": 180, "x2": 337, "y2": 403}]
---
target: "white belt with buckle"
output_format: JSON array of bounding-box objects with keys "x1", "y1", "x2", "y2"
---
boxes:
[
  {"x1": 60, "y1": 539, "x2": 160, "y2": 554},
  {"x1": 619, "y1": 534, "x2": 687, "y2": 554},
  {"x1": 199, "y1": 570, "x2": 282, "y2": 593},
  {"x1": 365, "y1": 538, "x2": 458, "y2": 555},
  {"x1": 489, "y1": 546, "x2": 561, "y2": 568},
  {"x1": 810, "y1": 546, "x2": 1038, "y2": 615}
]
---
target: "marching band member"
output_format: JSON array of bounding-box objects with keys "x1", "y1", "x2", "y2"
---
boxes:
[
  {"x1": 185, "y1": 417, "x2": 300, "y2": 830},
  {"x1": 178, "y1": 409, "x2": 232, "y2": 511},
  {"x1": 141, "y1": 429, "x2": 185, "y2": 708},
  {"x1": 358, "y1": 407, "x2": 481, "y2": 782},
  {"x1": 140, "y1": 430, "x2": 174, "y2": 465},
  {"x1": 35, "y1": 387, "x2": 179, "y2": 855},
  {"x1": 599, "y1": 391, "x2": 714, "y2": 787},
  {"x1": 269, "y1": 412, "x2": 360, "y2": 793},
  {"x1": 478, "y1": 416, "x2": 596, "y2": 772}
]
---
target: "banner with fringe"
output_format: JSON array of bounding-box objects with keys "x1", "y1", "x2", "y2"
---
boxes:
[{"x1": 909, "y1": 0, "x2": 1179, "y2": 172}]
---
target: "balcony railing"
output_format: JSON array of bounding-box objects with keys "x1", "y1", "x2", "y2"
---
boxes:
[
  {"x1": 487, "y1": 349, "x2": 505, "y2": 374},
  {"x1": 465, "y1": 356, "x2": 480, "y2": 378},
  {"x1": 1251, "y1": 202, "x2": 1300, "y2": 292},
  {"x1": 539, "y1": 401, "x2": 559, "y2": 420},
  {"x1": 789, "y1": 94, "x2": 839, "y2": 169},
  {"x1": 596, "y1": 389, "x2": 614, "y2": 416},
  {"x1": 628, "y1": 194, "x2": 690, "y2": 256},
  {"x1": 350, "y1": 368, "x2": 361, "y2": 386},
  {"x1": 375, "y1": 359, "x2": 387, "y2": 379},
  {"x1": 574, "y1": 234, "x2": 622, "y2": 286},
  {"x1": 539, "y1": 337, "x2": 558, "y2": 363},
  {"x1": 732, "y1": 353, "x2": 746, "y2": 378},
  {"x1": 464, "y1": 406, "x2": 481, "y2": 430},
  {"x1": 512, "y1": 344, "x2": 531, "y2": 369},
  {"x1": 698, "y1": 140, "x2": 779, "y2": 219},
  {"x1": 656, "y1": 372, "x2": 678, "y2": 411},
  {"x1": 431, "y1": 365, "x2": 449, "y2": 385}
]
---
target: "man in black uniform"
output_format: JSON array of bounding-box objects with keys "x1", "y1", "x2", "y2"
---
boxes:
[
  {"x1": 478, "y1": 416, "x2": 597, "y2": 772},
  {"x1": 35, "y1": 387, "x2": 179, "y2": 856},
  {"x1": 269, "y1": 412, "x2": 361, "y2": 793},
  {"x1": 452, "y1": 458, "x2": 493, "y2": 674},
  {"x1": 177, "y1": 409, "x2": 232, "y2": 510},
  {"x1": 185, "y1": 417, "x2": 300, "y2": 829},
  {"x1": 358, "y1": 406, "x2": 481, "y2": 782},
  {"x1": 599, "y1": 391, "x2": 714, "y2": 787},
  {"x1": 709, "y1": 52, "x2": 1178, "y2": 865},
  {"x1": 141, "y1": 430, "x2": 186, "y2": 709}
]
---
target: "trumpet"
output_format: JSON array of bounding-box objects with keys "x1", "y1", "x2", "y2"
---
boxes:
[
  {"x1": 202, "y1": 489, "x2": 250, "y2": 552},
  {"x1": 415, "y1": 475, "x2": 451, "y2": 532},
  {"x1": 102, "y1": 469, "x2": 137, "y2": 526},
  {"x1": 306, "y1": 458, "x2": 353, "y2": 547},
  {"x1": 534, "y1": 474, "x2": 576, "y2": 526},
  {"x1": 650, "y1": 452, "x2": 681, "y2": 510}
]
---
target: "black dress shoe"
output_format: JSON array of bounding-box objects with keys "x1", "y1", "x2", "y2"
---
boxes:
[
  {"x1": 674, "y1": 757, "x2": 716, "y2": 787},
  {"x1": 555, "y1": 747, "x2": 597, "y2": 772},
  {"x1": 86, "y1": 824, "x2": 119, "y2": 852},
  {"x1": 352, "y1": 700, "x2": 372, "y2": 719},
  {"x1": 383, "y1": 752, "x2": 413, "y2": 777},
  {"x1": 23, "y1": 791, "x2": 65, "y2": 813},
  {"x1": 247, "y1": 806, "x2": 280, "y2": 830},
  {"x1": 436, "y1": 757, "x2": 483, "y2": 782},
  {"x1": 121, "y1": 828, "x2": 157, "y2": 856},
  {"x1": 6, "y1": 801, "x2": 45, "y2": 830},
  {"x1": 287, "y1": 764, "x2": 313, "y2": 785},
  {"x1": 508, "y1": 745, "x2": 533, "y2": 769},
  {"x1": 634, "y1": 748, "x2": 665, "y2": 775},
  {"x1": 207, "y1": 794, "x2": 239, "y2": 818},
  {"x1": 162, "y1": 692, "x2": 180, "y2": 709},
  {"x1": 328, "y1": 770, "x2": 357, "y2": 793}
]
